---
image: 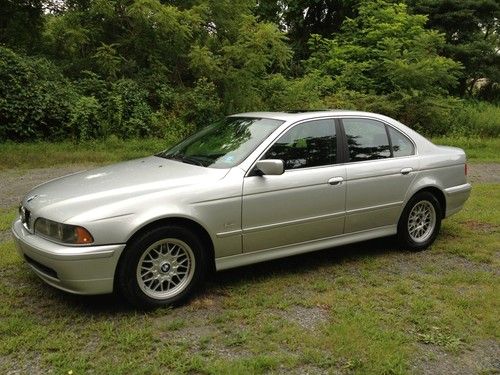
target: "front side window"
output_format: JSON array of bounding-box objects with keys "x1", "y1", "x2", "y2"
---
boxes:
[
  {"x1": 159, "y1": 117, "x2": 283, "y2": 168},
  {"x1": 264, "y1": 119, "x2": 337, "y2": 170},
  {"x1": 343, "y1": 119, "x2": 391, "y2": 162}
]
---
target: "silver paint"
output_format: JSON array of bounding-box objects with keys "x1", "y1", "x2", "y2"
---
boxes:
[{"x1": 12, "y1": 110, "x2": 471, "y2": 295}]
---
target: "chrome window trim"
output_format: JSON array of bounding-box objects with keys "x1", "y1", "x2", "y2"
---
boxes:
[{"x1": 243, "y1": 115, "x2": 418, "y2": 176}]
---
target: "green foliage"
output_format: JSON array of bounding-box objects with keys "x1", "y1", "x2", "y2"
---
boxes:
[
  {"x1": 0, "y1": 0, "x2": 43, "y2": 53},
  {"x1": 449, "y1": 101, "x2": 500, "y2": 137},
  {"x1": 106, "y1": 79, "x2": 153, "y2": 138},
  {"x1": 0, "y1": 46, "x2": 77, "y2": 142},
  {"x1": 69, "y1": 96, "x2": 102, "y2": 140},
  {"x1": 0, "y1": 0, "x2": 498, "y2": 141},
  {"x1": 408, "y1": 0, "x2": 500, "y2": 98},
  {"x1": 261, "y1": 72, "x2": 334, "y2": 111},
  {"x1": 306, "y1": 1, "x2": 462, "y2": 96}
]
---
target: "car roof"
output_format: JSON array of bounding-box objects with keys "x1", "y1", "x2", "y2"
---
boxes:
[{"x1": 229, "y1": 110, "x2": 392, "y2": 122}]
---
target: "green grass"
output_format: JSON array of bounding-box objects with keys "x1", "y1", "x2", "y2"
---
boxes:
[
  {"x1": 0, "y1": 135, "x2": 498, "y2": 170},
  {"x1": 0, "y1": 137, "x2": 170, "y2": 171},
  {"x1": 0, "y1": 183, "x2": 498, "y2": 374},
  {"x1": 0, "y1": 207, "x2": 17, "y2": 231}
]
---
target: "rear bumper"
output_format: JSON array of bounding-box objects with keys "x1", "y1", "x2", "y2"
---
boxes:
[
  {"x1": 444, "y1": 183, "x2": 472, "y2": 217},
  {"x1": 11, "y1": 219, "x2": 125, "y2": 295}
]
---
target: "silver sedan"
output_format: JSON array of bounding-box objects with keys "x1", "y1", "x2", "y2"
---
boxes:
[{"x1": 12, "y1": 111, "x2": 471, "y2": 307}]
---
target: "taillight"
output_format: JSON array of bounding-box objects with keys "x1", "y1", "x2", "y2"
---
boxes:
[{"x1": 465, "y1": 163, "x2": 467, "y2": 176}]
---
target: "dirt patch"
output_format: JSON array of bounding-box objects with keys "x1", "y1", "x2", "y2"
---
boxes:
[
  {"x1": 467, "y1": 163, "x2": 500, "y2": 184},
  {"x1": 0, "y1": 352, "x2": 47, "y2": 375},
  {"x1": 274, "y1": 306, "x2": 329, "y2": 330},
  {"x1": 0, "y1": 165, "x2": 90, "y2": 209},
  {"x1": 389, "y1": 251, "x2": 498, "y2": 276},
  {"x1": 412, "y1": 339, "x2": 500, "y2": 375},
  {"x1": 461, "y1": 220, "x2": 498, "y2": 234}
]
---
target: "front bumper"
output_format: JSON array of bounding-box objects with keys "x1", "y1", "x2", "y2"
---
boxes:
[
  {"x1": 444, "y1": 183, "x2": 472, "y2": 217},
  {"x1": 11, "y1": 219, "x2": 126, "y2": 295}
]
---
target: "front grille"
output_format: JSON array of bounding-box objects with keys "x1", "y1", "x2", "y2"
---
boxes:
[
  {"x1": 24, "y1": 255, "x2": 59, "y2": 279},
  {"x1": 19, "y1": 206, "x2": 31, "y2": 230}
]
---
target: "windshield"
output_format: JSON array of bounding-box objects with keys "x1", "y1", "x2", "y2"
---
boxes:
[{"x1": 158, "y1": 117, "x2": 284, "y2": 168}]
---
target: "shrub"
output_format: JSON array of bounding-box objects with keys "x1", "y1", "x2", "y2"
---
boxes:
[
  {"x1": 451, "y1": 101, "x2": 500, "y2": 137},
  {"x1": 261, "y1": 72, "x2": 333, "y2": 111},
  {"x1": 0, "y1": 46, "x2": 77, "y2": 141},
  {"x1": 322, "y1": 90, "x2": 401, "y2": 119},
  {"x1": 69, "y1": 96, "x2": 102, "y2": 140},
  {"x1": 105, "y1": 79, "x2": 153, "y2": 138}
]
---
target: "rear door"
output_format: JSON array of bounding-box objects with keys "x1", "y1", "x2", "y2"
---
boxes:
[
  {"x1": 340, "y1": 117, "x2": 419, "y2": 233},
  {"x1": 242, "y1": 118, "x2": 346, "y2": 252}
]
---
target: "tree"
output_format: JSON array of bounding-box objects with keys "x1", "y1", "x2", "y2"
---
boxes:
[
  {"x1": 305, "y1": 0, "x2": 462, "y2": 96},
  {"x1": 255, "y1": 0, "x2": 359, "y2": 61},
  {"x1": 407, "y1": 0, "x2": 500, "y2": 98},
  {"x1": 0, "y1": 0, "x2": 44, "y2": 52}
]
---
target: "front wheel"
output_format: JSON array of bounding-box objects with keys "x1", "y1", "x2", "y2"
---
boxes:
[
  {"x1": 397, "y1": 191, "x2": 442, "y2": 251},
  {"x1": 117, "y1": 225, "x2": 208, "y2": 309}
]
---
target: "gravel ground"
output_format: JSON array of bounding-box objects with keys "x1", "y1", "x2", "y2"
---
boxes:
[
  {"x1": 467, "y1": 163, "x2": 500, "y2": 184},
  {"x1": 0, "y1": 165, "x2": 89, "y2": 209}
]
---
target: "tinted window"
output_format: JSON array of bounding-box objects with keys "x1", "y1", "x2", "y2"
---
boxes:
[
  {"x1": 264, "y1": 119, "x2": 336, "y2": 170},
  {"x1": 388, "y1": 127, "x2": 414, "y2": 157},
  {"x1": 343, "y1": 119, "x2": 391, "y2": 162}
]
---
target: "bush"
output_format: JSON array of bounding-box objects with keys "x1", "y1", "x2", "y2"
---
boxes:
[
  {"x1": 0, "y1": 46, "x2": 78, "y2": 141},
  {"x1": 69, "y1": 96, "x2": 102, "y2": 140},
  {"x1": 105, "y1": 79, "x2": 154, "y2": 138},
  {"x1": 261, "y1": 72, "x2": 333, "y2": 111},
  {"x1": 395, "y1": 93, "x2": 461, "y2": 135},
  {"x1": 451, "y1": 101, "x2": 500, "y2": 137},
  {"x1": 322, "y1": 90, "x2": 401, "y2": 118},
  {"x1": 181, "y1": 78, "x2": 223, "y2": 128}
]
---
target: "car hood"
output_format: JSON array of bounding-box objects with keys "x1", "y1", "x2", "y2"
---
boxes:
[{"x1": 23, "y1": 156, "x2": 229, "y2": 215}]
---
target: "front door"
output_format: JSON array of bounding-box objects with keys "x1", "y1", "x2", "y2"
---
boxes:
[{"x1": 242, "y1": 119, "x2": 346, "y2": 253}]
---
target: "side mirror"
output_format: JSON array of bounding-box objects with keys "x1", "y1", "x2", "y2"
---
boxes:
[{"x1": 255, "y1": 159, "x2": 284, "y2": 176}]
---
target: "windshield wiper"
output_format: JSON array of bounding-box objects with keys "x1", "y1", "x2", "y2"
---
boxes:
[{"x1": 160, "y1": 154, "x2": 205, "y2": 167}]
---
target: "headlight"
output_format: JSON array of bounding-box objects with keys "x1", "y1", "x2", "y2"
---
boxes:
[{"x1": 34, "y1": 218, "x2": 94, "y2": 245}]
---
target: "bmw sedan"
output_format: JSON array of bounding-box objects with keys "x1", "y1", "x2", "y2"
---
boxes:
[{"x1": 12, "y1": 111, "x2": 471, "y2": 308}]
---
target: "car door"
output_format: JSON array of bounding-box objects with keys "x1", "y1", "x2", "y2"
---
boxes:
[
  {"x1": 241, "y1": 118, "x2": 346, "y2": 253},
  {"x1": 341, "y1": 117, "x2": 419, "y2": 233}
]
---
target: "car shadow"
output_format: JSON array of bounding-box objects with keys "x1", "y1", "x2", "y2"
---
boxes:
[{"x1": 50, "y1": 236, "x2": 403, "y2": 314}]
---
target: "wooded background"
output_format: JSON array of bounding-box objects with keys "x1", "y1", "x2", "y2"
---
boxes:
[{"x1": 1, "y1": 0, "x2": 499, "y2": 142}]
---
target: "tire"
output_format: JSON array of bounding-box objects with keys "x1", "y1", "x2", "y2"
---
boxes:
[
  {"x1": 397, "y1": 191, "x2": 442, "y2": 251},
  {"x1": 117, "y1": 225, "x2": 208, "y2": 309}
]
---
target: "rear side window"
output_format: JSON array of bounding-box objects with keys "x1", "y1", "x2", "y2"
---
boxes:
[
  {"x1": 264, "y1": 119, "x2": 336, "y2": 170},
  {"x1": 343, "y1": 119, "x2": 391, "y2": 162},
  {"x1": 388, "y1": 127, "x2": 414, "y2": 157}
]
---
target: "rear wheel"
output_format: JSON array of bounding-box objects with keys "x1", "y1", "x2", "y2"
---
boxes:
[
  {"x1": 397, "y1": 191, "x2": 442, "y2": 251},
  {"x1": 118, "y1": 225, "x2": 207, "y2": 308}
]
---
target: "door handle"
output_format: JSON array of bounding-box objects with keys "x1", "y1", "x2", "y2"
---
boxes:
[
  {"x1": 328, "y1": 177, "x2": 344, "y2": 185},
  {"x1": 401, "y1": 167, "x2": 413, "y2": 175}
]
